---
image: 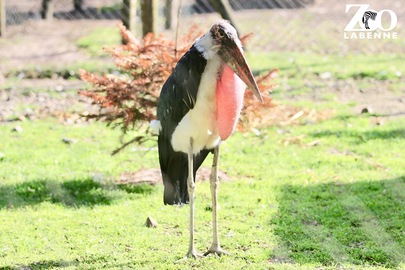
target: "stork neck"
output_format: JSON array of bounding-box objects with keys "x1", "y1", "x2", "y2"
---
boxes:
[{"x1": 194, "y1": 34, "x2": 220, "y2": 60}]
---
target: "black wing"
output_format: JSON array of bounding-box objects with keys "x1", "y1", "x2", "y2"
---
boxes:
[
  {"x1": 157, "y1": 45, "x2": 212, "y2": 205},
  {"x1": 157, "y1": 45, "x2": 207, "y2": 126}
]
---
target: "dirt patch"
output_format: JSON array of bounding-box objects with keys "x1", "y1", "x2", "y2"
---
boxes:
[
  {"x1": 1, "y1": 20, "x2": 101, "y2": 72},
  {"x1": 118, "y1": 167, "x2": 231, "y2": 186},
  {"x1": 307, "y1": 78, "x2": 405, "y2": 117},
  {"x1": 334, "y1": 79, "x2": 405, "y2": 117},
  {"x1": 0, "y1": 78, "x2": 96, "y2": 123}
]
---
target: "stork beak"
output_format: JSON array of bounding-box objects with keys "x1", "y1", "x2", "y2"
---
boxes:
[{"x1": 219, "y1": 41, "x2": 263, "y2": 102}]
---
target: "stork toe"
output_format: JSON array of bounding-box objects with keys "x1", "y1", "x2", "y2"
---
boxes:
[
  {"x1": 180, "y1": 250, "x2": 201, "y2": 260},
  {"x1": 203, "y1": 246, "x2": 230, "y2": 257}
]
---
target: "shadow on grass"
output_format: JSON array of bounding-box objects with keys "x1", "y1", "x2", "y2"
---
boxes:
[
  {"x1": 271, "y1": 176, "x2": 405, "y2": 268},
  {"x1": 0, "y1": 178, "x2": 156, "y2": 209},
  {"x1": 1, "y1": 259, "x2": 78, "y2": 270},
  {"x1": 1, "y1": 255, "x2": 116, "y2": 270}
]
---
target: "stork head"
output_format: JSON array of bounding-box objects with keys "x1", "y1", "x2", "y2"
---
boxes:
[{"x1": 207, "y1": 20, "x2": 263, "y2": 102}]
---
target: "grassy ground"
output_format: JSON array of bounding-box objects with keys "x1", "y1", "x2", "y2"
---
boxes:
[
  {"x1": 1, "y1": 108, "x2": 404, "y2": 269},
  {"x1": 1, "y1": 28, "x2": 405, "y2": 269}
]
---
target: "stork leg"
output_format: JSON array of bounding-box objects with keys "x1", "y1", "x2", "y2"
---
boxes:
[
  {"x1": 186, "y1": 138, "x2": 198, "y2": 258},
  {"x1": 204, "y1": 145, "x2": 229, "y2": 256}
]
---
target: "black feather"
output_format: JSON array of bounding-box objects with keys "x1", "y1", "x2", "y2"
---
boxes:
[{"x1": 157, "y1": 45, "x2": 212, "y2": 205}]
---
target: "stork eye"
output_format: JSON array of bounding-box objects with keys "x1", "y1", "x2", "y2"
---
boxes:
[{"x1": 217, "y1": 29, "x2": 225, "y2": 39}]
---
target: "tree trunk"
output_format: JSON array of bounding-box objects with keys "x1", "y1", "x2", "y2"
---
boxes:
[
  {"x1": 164, "y1": 0, "x2": 179, "y2": 30},
  {"x1": 41, "y1": 0, "x2": 54, "y2": 20},
  {"x1": 0, "y1": 0, "x2": 5, "y2": 37},
  {"x1": 74, "y1": 0, "x2": 83, "y2": 11},
  {"x1": 141, "y1": 0, "x2": 158, "y2": 36},
  {"x1": 208, "y1": 0, "x2": 238, "y2": 33},
  {"x1": 122, "y1": 0, "x2": 137, "y2": 42}
]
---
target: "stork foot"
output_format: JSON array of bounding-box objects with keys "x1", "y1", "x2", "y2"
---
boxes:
[
  {"x1": 184, "y1": 249, "x2": 202, "y2": 259},
  {"x1": 203, "y1": 246, "x2": 229, "y2": 257},
  {"x1": 175, "y1": 250, "x2": 201, "y2": 262},
  {"x1": 186, "y1": 250, "x2": 198, "y2": 259}
]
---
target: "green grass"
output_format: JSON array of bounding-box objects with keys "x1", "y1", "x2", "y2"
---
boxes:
[
  {"x1": 1, "y1": 51, "x2": 405, "y2": 268},
  {"x1": 1, "y1": 114, "x2": 404, "y2": 269},
  {"x1": 247, "y1": 52, "x2": 405, "y2": 80},
  {"x1": 76, "y1": 26, "x2": 122, "y2": 57},
  {"x1": 246, "y1": 51, "x2": 405, "y2": 105}
]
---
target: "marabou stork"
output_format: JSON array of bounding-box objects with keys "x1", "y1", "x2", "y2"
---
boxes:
[{"x1": 151, "y1": 20, "x2": 263, "y2": 258}]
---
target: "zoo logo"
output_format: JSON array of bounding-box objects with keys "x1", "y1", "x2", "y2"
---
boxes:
[
  {"x1": 362, "y1": 11, "x2": 377, "y2": 30},
  {"x1": 345, "y1": 4, "x2": 398, "y2": 31}
]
